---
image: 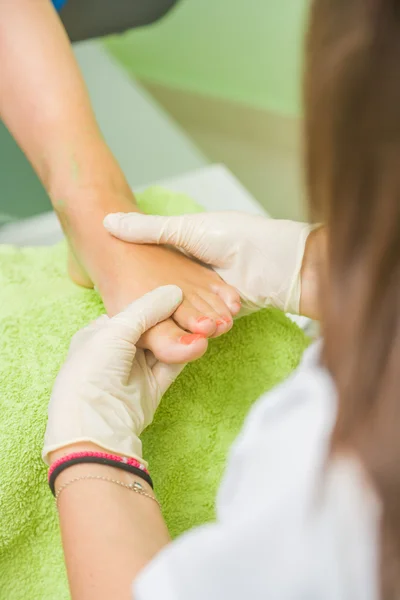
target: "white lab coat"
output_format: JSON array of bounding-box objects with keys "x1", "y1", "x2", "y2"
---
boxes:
[{"x1": 134, "y1": 342, "x2": 381, "y2": 600}]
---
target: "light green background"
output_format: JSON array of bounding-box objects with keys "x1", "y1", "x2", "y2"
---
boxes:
[{"x1": 106, "y1": 0, "x2": 310, "y2": 116}]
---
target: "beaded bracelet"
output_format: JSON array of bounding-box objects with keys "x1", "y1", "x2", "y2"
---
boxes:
[{"x1": 48, "y1": 451, "x2": 153, "y2": 496}]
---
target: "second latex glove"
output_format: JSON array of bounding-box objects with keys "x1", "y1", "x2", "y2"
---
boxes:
[
  {"x1": 43, "y1": 286, "x2": 184, "y2": 465},
  {"x1": 104, "y1": 212, "x2": 313, "y2": 315}
]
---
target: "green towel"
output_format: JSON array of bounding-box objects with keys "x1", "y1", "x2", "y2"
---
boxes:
[{"x1": 0, "y1": 187, "x2": 308, "y2": 599}]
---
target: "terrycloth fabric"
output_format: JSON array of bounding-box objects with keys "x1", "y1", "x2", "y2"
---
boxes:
[{"x1": 0, "y1": 187, "x2": 308, "y2": 599}]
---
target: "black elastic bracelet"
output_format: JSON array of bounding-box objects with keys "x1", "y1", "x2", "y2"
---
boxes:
[{"x1": 49, "y1": 456, "x2": 153, "y2": 496}]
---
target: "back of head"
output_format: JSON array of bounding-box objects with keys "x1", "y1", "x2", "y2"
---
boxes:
[{"x1": 305, "y1": 1, "x2": 400, "y2": 597}]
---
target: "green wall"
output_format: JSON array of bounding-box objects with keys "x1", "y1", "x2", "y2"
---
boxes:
[{"x1": 106, "y1": 0, "x2": 310, "y2": 116}]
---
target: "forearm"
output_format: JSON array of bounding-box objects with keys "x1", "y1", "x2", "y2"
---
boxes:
[
  {"x1": 53, "y1": 451, "x2": 170, "y2": 600},
  {"x1": 299, "y1": 226, "x2": 326, "y2": 321},
  {"x1": 0, "y1": 0, "x2": 135, "y2": 214}
]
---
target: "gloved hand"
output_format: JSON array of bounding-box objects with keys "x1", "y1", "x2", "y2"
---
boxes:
[
  {"x1": 43, "y1": 285, "x2": 184, "y2": 465},
  {"x1": 104, "y1": 212, "x2": 314, "y2": 315}
]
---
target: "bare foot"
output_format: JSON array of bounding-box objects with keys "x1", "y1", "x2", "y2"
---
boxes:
[
  {"x1": 68, "y1": 239, "x2": 241, "y2": 364},
  {"x1": 68, "y1": 250, "x2": 93, "y2": 289}
]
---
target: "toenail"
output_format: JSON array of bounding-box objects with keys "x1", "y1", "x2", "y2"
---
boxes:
[
  {"x1": 222, "y1": 316, "x2": 232, "y2": 324},
  {"x1": 231, "y1": 302, "x2": 241, "y2": 313},
  {"x1": 197, "y1": 316, "x2": 211, "y2": 323},
  {"x1": 216, "y1": 320, "x2": 224, "y2": 326},
  {"x1": 180, "y1": 334, "x2": 206, "y2": 345}
]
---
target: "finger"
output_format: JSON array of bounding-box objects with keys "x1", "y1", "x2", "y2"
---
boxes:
[
  {"x1": 104, "y1": 213, "x2": 230, "y2": 268},
  {"x1": 104, "y1": 213, "x2": 186, "y2": 246},
  {"x1": 152, "y1": 362, "x2": 186, "y2": 396},
  {"x1": 109, "y1": 285, "x2": 183, "y2": 344}
]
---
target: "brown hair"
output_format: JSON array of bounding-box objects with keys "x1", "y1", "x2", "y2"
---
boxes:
[{"x1": 305, "y1": 0, "x2": 400, "y2": 597}]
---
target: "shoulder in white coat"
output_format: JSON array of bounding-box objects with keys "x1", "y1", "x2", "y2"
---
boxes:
[{"x1": 135, "y1": 342, "x2": 381, "y2": 600}]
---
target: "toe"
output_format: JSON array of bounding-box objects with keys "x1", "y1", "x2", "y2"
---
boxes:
[
  {"x1": 172, "y1": 300, "x2": 217, "y2": 336},
  {"x1": 137, "y1": 318, "x2": 208, "y2": 363},
  {"x1": 193, "y1": 292, "x2": 233, "y2": 338},
  {"x1": 210, "y1": 282, "x2": 242, "y2": 316}
]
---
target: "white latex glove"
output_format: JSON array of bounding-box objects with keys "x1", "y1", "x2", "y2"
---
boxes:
[
  {"x1": 43, "y1": 285, "x2": 184, "y2": 465},
  {"x1": 104, "y1": 212, "x2": 313, "y2": 315}
]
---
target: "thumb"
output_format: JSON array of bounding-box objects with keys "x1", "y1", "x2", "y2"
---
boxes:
[
  {"x1": 104, "y1": 213, "x2": 199, "y2": 253},
  {"x1": 108, "y1": 285, "x2": 183, "y2": 345},
  {"x1": 67, "y1": 314, "x2": 110, "y2": 356},
  {"x1": 104, "y1": 212, "x2": 232, "y2": 267}
]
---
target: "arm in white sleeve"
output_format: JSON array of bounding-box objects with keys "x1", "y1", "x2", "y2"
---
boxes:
[{"x1": 134, "y1": 343, "x2": 379, "y2": 600}]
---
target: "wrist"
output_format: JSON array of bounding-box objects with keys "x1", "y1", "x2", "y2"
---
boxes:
[
  {"x1": 48, "y1": 445, "x2": 150, "y2": 494},
  {"x1": 48, "y1": 442, "x2": 113, "y2": 466},
  {"x1": 48, "y1": 443, "x2": 144, "y2": 466},
  {"x1": 53, "y1": 461, "x2": 149, "y2": 490}
]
